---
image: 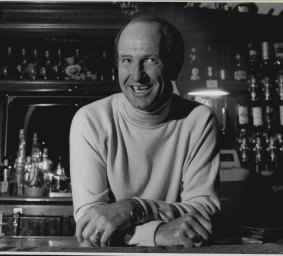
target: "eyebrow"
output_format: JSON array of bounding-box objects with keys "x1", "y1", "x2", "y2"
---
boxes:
[{"x1": 119, "y1": 54, "x2": 160, "y2": 59}]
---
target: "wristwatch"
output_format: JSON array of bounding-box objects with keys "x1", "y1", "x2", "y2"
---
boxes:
[{"x1": 125, "y1": 198, "x2": 147, "y2": 225}]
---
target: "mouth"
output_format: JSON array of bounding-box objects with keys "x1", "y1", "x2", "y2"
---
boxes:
[{"x1": 131, "y1": 84, "x2": 153, "y2": 96}]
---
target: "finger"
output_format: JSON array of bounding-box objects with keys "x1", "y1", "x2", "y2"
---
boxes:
[
  {"x1": 82, "y1": 221, "x2": 99, "y2": 242},
  {"x1": 186, "y1": 217, "x2": 210, "y2": 241},
  {"x1": 100, "y1": 226, "x2": 115, "y2": 247},
  {"x1": 76, "y1": 216, "x2": 91, "y2": 242},
  {"x1": 176, "y1": 229, "x2": 194, "y2": 248},
  {"x1": 189, "y1": 209, "x2": 212, "y2": 234},
  {"x1": 89, "y1": 230, "x2": 103, "y2": 247},
  {"x1": 181, "y1": 237, "x2": 194, "y2": 248},
  {"x1": 158, "y1": 211, "x2": 171, "y2": 222}
]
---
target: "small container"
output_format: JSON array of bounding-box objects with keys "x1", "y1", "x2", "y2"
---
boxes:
[{"x1": 24, "y1": 186, "x2": 46, "y2": 197}]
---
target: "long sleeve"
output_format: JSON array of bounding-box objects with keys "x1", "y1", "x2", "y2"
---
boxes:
[
  {"x1": 128, "y1": 108, "x2": 220, "y2": 246},
  {"x1": 70, "y1": 107, "x2": 110, "y2": 221}
]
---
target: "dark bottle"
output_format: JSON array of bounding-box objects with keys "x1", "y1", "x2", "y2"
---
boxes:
[
  {"x1": 259, "y1": 42, "x2": 273, "y2": 81},
  {"x1": 73, "y1": 48, "x2": 81, "y2": 65},
  {"x1": 99, "y1": 50, "x2": 112, "y2": 81},
  {"x1": 31, "y1": 132, "x2": 42, "y2": 162},
  {"x1": 220, "y1": 107, "x2": 234, "y2": 149},
  {"x1": 247, "y1": 42, "x2": 259, "y2": 79},
  {"x1": 189, "y1": 47, "x2": 201, "y2": 81},
  {"x1": 0, "y1": 46, "x2": 15, "y2": 79},
  {"x1": 249, "y1": 77, "x2": 264, "y2": 134},
  {"x1": 253, "y1": 136, "x2": 265, "y2": 174},
  {"x1": 52, "y1": 49, "x2": 66, "y2": 80},
  {"x1": 206, "y1": 44, "x2": 217, "y2": 80},
  {"x1": 263, "y1": 136, "x2": 277, "y2": 177},
  {"x1": 26, "y1": 49, "x2": 39, "y2": 80},
  {"x1": 39, "y1": 50, "x2": 52, "y2": 80},
  {"x1": 218, "y1": 49, "x2": 228, "y2": 80},
  {"x1": 239, "y1": 136, "x2": 251, "y2": 169},
  {"x1": 262, "y1": 77, "x2": 277, "y2": 136},
  {"x1": 0, "y1": 158, "x2": 12, "y2": 196},
  {"x1": 233, "y1": 51, "x2": 247, "y2": 81},
  {"x1": 15, "y1": 48, "x2": 28, "y2": 80},
  {"x1": 277, "y1": 75, "x2": 283, "y2": 132},
  {"x1": 237, "y1": 98, "x2": 250, "y2": 135}
]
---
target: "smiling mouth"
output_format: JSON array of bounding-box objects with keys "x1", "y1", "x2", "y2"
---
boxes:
[{"x1": 131, "y1": 85, "x2": 153, "y2": 96}]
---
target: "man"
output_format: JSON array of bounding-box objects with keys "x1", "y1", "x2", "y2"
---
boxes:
[{"x1": 70, "y1": 15, "x2": 220, "y2": 248}]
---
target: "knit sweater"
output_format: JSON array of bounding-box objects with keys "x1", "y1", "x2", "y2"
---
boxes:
[{"x1": 70, "y1": 92, "x2": 220, "y2": 246}]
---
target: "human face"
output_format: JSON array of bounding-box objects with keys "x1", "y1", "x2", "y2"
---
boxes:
[{"x1": 117, "y1": 22, "x2": 171, "y2": 111}]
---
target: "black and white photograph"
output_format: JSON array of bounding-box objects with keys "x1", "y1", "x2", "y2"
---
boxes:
[{"x1": 1, "y1": 1, "x2": 283, "y2": 254}]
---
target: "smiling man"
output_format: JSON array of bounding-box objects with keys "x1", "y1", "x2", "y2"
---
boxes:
[{"x1": 70, "y1": 16, "x2": 220, "y2": 248}]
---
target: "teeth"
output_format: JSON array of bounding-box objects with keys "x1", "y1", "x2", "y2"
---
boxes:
[{"x1": 132, "y1": 85, "x2": 151, "y2": 94}]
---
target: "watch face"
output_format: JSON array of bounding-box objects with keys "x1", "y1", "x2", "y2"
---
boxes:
[{"x1": 133, "y1": 206, "x2": 146, "y2": 223}]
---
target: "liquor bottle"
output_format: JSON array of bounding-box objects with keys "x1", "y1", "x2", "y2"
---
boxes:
[
  {"x1": 233, "y1": 51, "x2": 247, "y2": 81},
  {"x1": 52, "y1": 49, "x2": 66, "y2": 80},
  {"x1": 253, "y1": 135, "x2": 264, "y2": 174},
  {"x1": 39, "y1": 50, "x2": 52, "y2": 80},
  {"x1": 31, "y1": 132, "x2": 42, "y2": 162},
  {"x1": 0, "y1": 158, "x2": 11, "y2": 195},
  {"x1": 41, "y1": 148, "x2": 54, "y2": 190},
  {"x1": 247, "y1": 42, "x2": 259, "y2": 79},
  {"x1": 220, "y1": 107, "x2": 234, "y2": 148},
  {"x1": 15, "y1": 48, "x2": 28, "y2": 79},
  {"x1": 262, "y1": 77, "x2": 277, "y2": 137},
  {"x1": 249, "y1": 77, "x2": 264, "y2": 134},
  {"x1": 26, "y1": 49, "x2": 39, "y2": 80},
  {"x1": 0, "y1": 46, "x2": 14, "y2": 79},
  {"x1": 41, "y1": 148, "x2": 52, "y2": 173},
  {"x1": 99, "y1": 50, "x2": 111, "y2": 81},
  {"x1": 237, "y1": 97, "x2": 250, "y2": 134},
  {"x1": 206, "y1": 44, "x2": 217, "y2": 80},
  {"x1": 239, "y1": 136, "x2": 251, "y2": 169},
  {"x1": 263, "y1": 136, "x2": 277, "y2": 177},
  {"x1": 277, "y1": 75, "x2": 283, "y2": 132},
  {"x1": 259, "y1": 42, "x2": 273, "y2": 81},
  {"x1": 73, "y1": 48, "x2": 81, "y2": 65},
  {"x1": 24, "y1": 156, "x2": 32, "y2": 185},
  {"x1": 14, "y1": 129, "x2": 27, "y2": 196},
  {"x1": 218, "y1": 49, "x2": 227, "y2": 80},
  {"x1": 189, "y1": 47, "x2": 201, "y2": 81}
]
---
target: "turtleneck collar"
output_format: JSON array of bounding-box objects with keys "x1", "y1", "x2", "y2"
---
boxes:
[{"x1": 121, "y1": 94, "x2": 172, "y2": 128}]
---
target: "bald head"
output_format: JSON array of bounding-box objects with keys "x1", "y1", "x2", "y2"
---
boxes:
[{"x1": 115, "y1": 16, "x2": 184, "y2": 81}]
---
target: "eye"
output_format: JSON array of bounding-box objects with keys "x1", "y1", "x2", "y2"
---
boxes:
[
  {"x1": 120, "y1": 58, "x2": 131, "y2": 64},
  {"x1": 144, "y1": 58, "x2": 156, "y2": 64}
]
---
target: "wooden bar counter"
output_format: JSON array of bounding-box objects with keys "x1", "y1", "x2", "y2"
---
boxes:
[{"x1": 1, "y1": 236, "x2": 283, "y2": 254}]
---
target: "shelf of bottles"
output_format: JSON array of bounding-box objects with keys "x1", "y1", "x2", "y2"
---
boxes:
[
  {"x1": 0, "y1": 129, "x2": 70, "y2": 197},
  {"x1": 0, "y1": 37, "x2": 118, "y2": 83},
  {"x1": 189, "y1": 41, "x2": 283, "y2": 180}
]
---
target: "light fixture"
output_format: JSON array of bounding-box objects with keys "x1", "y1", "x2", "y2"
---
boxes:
[{"x1": 188, "y1": 89, "x2": 229, "y2": 97}]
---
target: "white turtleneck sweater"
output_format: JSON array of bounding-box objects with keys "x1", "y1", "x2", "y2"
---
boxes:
[{"x1": 70, "y1": 92, "x2": 220, "y2": 246}]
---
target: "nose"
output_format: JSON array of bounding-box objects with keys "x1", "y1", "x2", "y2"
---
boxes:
[{"x1": 131, "y1": 61, "x2": 144, "y2": 82}]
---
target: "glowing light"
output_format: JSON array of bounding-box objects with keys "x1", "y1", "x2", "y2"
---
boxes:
[{"x1": 188, "y1": 90, "x2": 229, "y2": 96}]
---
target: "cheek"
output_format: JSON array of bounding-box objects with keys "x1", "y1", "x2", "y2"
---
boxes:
[{"x1": 144, "y1": 67, "x2": 163, "y2": 81}]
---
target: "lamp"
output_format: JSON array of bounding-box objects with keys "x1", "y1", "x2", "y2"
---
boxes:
[
  {"x1": 187, "y1": 80, "x2": 229, "y2": 97},
  {"x1": 188, "y1": 89, "x2": 229, "y2": 97}
]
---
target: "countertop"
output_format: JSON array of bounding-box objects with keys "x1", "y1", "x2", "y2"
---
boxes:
[{"x1": 1, "y1": 236, "x2": 283, "y2": 254}]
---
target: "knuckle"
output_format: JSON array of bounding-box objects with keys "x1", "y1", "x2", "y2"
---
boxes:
[
  {"x1": 185, "y1": 215, "x2": 192, "y2": 222},
  {"x1": 180, "y1": 222, "x2": 189, "y2": 230}
]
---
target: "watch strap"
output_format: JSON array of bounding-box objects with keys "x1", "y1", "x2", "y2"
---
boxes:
[{"x1": 125, "y1": 198, "x2": 147, "y2": 225}]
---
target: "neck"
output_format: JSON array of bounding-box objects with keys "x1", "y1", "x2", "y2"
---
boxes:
[{"x1": 122, "y1": 93, "x2": 172, "y2": 127}]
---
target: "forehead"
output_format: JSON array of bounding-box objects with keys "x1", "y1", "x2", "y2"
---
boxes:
[{"x1": 118, "y1": 21, "x2": 162, "y2": 53}]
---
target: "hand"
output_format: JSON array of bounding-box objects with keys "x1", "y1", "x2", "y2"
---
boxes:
[
  {"x1": 76, "y1": 200, "x2": 132, "y2": 247},
  {"x1": 155, "y1": 211, "x2": 212, "y2": 248}
]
